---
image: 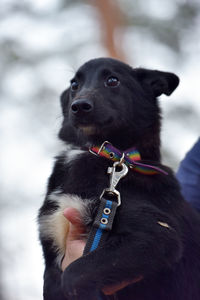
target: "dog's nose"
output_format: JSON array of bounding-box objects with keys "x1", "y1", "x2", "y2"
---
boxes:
[{"x1": 71, "y1": 99, "x2": 93, "y2": 114}]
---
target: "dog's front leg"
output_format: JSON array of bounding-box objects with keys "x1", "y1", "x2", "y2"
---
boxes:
[
  {"x1": 61, "y1": 212, "x2": 183, "y2": 300},
  {"x1": 43, "y1": 265, "x2": 66, "y2": 300}
]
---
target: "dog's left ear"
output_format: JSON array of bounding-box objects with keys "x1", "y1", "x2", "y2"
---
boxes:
[{"x1": 135, "y1": 69, "x2": 179, "y2": 97}]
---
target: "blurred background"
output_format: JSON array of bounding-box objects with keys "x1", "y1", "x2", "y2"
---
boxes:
[{"x1": 0, "y1": 0, "x2": 199, "y2": 299}]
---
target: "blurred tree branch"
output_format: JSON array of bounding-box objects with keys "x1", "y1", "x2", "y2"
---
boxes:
[{"x1": 90, "y1": 0, "x2": 126, "y2": 61}]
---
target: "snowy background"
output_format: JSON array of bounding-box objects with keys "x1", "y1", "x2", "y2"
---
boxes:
[{"x1": 0, "y1": 0, "x2": 199, "y2": 299}]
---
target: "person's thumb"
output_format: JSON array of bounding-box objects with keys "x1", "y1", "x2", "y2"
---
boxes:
[
  {"x1": 61, "y1": 207, "x2": 86, "y2": 271},
  {"x1": 63, "y1": 207, "x2": 85, "y2": 241}
]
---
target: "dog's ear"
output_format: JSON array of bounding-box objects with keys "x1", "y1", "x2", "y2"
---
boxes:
[
  {"x1": 135, "y1": 69, "x2": 179, "y2": 97},
  {"x1": 60, "y1": 88, "x2": 70, "y2": 115}
]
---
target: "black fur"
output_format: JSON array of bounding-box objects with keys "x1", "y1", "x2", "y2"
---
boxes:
[{"x1": 38, "y1": 58, "x2": 200, "y2": 300}]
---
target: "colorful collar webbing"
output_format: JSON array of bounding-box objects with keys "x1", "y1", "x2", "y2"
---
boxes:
[{"x1": 90, "y1": 141, "x2": 168, "y2": 176}]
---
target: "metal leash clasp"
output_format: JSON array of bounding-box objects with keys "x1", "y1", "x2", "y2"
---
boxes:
[{"x1": 100, "y1": 161, "x2": 128, "y2": 206}]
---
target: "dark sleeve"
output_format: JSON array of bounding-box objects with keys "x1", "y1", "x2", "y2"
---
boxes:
[{"x1": 176, "y1": 138, "x2": 200, "y2": 211}]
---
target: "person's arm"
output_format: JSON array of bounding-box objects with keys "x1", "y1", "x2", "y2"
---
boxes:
[{"x1": 176, "y1": 138, "x2": 200, "y2": 211}]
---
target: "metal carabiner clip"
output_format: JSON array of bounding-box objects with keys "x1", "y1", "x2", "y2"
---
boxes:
[
  {"x1": 100, "y1": 161, "x2": 128, "y2": 206},
  {"x1": 108, "y1": 161, "x2": 128, "y2": 191}
]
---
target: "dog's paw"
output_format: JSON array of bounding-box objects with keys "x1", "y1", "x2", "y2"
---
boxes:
[{"x1": 61, "y1": 266, "x2": 101, "y2": 300}]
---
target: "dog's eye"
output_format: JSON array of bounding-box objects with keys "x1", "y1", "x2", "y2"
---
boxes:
[
  {"x1": 105, "y1": 76, "x2": 120, "y2": 87},
  {"x1": 71, "y1": 80, "x2": 79, "y2": 91}
]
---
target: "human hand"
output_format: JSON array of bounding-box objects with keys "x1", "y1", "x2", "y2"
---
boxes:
[{"x1": 61, "y1": 207, "x2": 86, "y2": 271}]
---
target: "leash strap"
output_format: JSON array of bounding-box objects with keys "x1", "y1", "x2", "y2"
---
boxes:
[
  {"x1": 84, "y1": 162, "x2": 128, "y2": 255},
  {"x1": 83, "y1": 162, "x2": 128, "y2": 300},
  {"x1": 83, "y1": 197, "x2": 119, "y2": 300},
  {"x1": 83, "y1": 198, "x2": 118, "y2": 254}
]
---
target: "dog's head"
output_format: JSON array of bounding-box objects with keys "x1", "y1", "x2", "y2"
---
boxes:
[{"x1": 59, "y1": 58, "x2": 179, "y2": 150}]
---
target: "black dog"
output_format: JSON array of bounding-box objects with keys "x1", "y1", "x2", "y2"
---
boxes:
[{"x1": 38, "y1": 58, "x2": 200, "y2": 300}]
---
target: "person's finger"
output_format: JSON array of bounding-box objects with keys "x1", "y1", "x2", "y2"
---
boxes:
[
  {"x1": 63, "y1": 207, "x2": 82, "y2": 225},
  {"x1": 61, "y1": 207, "x2": 86, "y2": 271},
  {"x1": 63, "y1": 207, "x2": 85, "y2": 241}
]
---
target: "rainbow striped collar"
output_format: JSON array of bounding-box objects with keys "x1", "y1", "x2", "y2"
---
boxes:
[{"x1": 89, "y1": 141, "x2": 168, "y2": 176}]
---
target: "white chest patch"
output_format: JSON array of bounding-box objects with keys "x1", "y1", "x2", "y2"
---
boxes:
[
  {"x1": 39, "y1": 192, "x2": 91, "y2": 266},
  {"x1": 64, "y1": 146, "x2": 86, "y2": 164}
]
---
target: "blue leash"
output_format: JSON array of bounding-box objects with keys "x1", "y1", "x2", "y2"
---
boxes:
[
  {"x1": 83, "y1": 162, "x2": 128, "y2": 300},
  {"x1": 83, "y1": 198, "x2": 117, "y2": 254},
  {"x1": 83, "y1": 197, "x2": 118, "y2": 300}
]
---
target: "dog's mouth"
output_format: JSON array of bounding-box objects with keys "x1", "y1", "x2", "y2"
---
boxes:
[
  {"x1": 79, "y1": 125, "x2": 97, "y2": 135},
  {"x1": 74, "y1": 116, "x2": 114, "y2": 136}
]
